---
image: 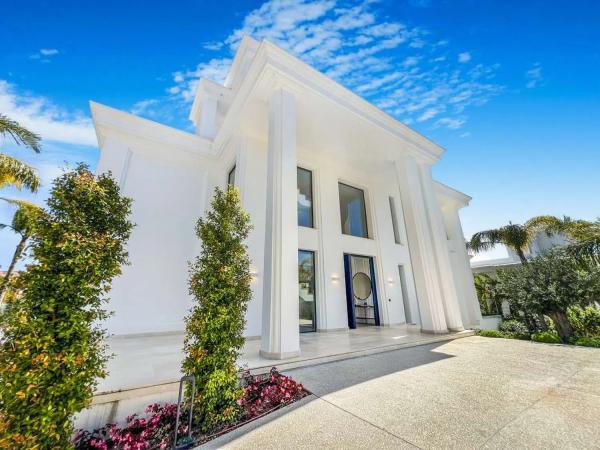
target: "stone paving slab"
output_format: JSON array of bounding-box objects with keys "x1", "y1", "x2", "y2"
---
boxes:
[{"x1": 198, "y1": 336, "x2": 600, "y2": 449}]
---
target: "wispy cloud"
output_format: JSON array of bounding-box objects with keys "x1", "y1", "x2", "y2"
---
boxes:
[
  {"x1": 458, "y1": 52, "x2": 471, "y2": 63},
  {"x1": 29, "y1": 48, "x2": 60, "y2": 62},
  {"x1": 0, "y1": 80, "x2": 96, "y2": 146},
  {"x1": 525, "y1": 63, "x2": 543, "y2": 88},
  {"x1": 165, "y1": 0, "x2": 502, "y2": 130}
]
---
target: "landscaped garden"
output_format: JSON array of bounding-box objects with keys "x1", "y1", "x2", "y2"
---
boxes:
[
  {"x1": 0, "y1": 115, "x2": 308, "y2": 449},
  {"x1": 469, "y1": 216, "x2": 600, "y2": 348}
]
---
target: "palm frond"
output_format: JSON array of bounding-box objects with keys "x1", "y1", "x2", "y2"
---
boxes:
[
  {"x1": 469, "y1": 229, "x2": 504, "y2": 252},
  {"x1": 1, "y1": 197, "x2": 43, "y2": 234},
  {"x1": 0, "y1": 114, "x2": 41, "y2": 152},
  {"x1": 0, "y1": 154, "x2": 40, "y2": 192}
]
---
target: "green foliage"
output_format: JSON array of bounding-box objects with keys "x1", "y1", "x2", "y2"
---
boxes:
[
  {"x1": 476, "y1": 329, "x2": 505, "y2": 338},
  {"x1": 183, "y1": 186, "x2": 252, "y2": 432},
  {"x1": 473, "y1": 273, "x2": 501, "y2": 316},
  {"x1": 0, "y1": 114, "x2": 41, "y2": 152},
  {"x1": 0, "y1": 153, "x2": 40, "y2": 192},
  {"x1": 567, "y1": 306, "x2": 600, "y2": 338},
  {"x1": 476, "y1": 329, "x2": 530, "y2": 340},
  {"x1": 499, "y1": 319, "x2": 529, "y2": 334},
  {"x1": 570, "y1": 336, "x2": 600, "y2": 348},
  {"x1": 531, "y1": 332, "x2": 562, "y2": 344},
  {"x1": 495, "y1": 250, "x2": 600, "y2": 342},
  {"x1": 0, "y1": 165, "x2": 133, "y2": 449}
]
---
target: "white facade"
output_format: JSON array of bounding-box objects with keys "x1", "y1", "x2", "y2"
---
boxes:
[{"x1": 91, "y1": 37, "x2": 481, "y2": 359}]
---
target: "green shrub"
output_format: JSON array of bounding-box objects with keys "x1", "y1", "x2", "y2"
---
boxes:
[
  {"x1": 571, "y1": 336, "x2": 600, "y2": 348},
  {"x1": 183, "y1": 186, "x2": 252, "y2": 432},
  {"x1": 499, "y1": 319, "x2": 528, "y2": 334},
  {"x1": 567, "y1": 306, "x2": 600, "y2": 338},
  {"x1": 0, "y1": 165, "x2": 133, "y2": 449},
  {"x1": 495, "y1": 250, "x2": 600, "y2": 343},
  {"x1": 531, "y1": 332, "x2": 562, "y2": 344},
  {"x1": 477, "y1": 329, "x2": 506, "y2": 338}
]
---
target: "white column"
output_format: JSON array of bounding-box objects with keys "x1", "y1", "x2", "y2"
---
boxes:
[
  {"x1": 418, "y1": 164, "x2": 465, "y2": 331},
  {"x1": 395, "y1": 155, "x2": 448, "y2": 333},
  {"x1": 260, "y1": 88, "x2": 300, "y2": 359}
]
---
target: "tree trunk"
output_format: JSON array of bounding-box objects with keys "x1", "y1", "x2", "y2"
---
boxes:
[
  {"x1": 0, "y1": 233, "x2": 28, "y2": 303},
  {"x1": 516, "y1": 248, "x2": 528, "y2": 264},
  {"x1": 547, "y1": 311, "x2": 574, "y2": 343}
]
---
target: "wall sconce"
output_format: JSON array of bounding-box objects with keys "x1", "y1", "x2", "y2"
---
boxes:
[
  {"x1": 331, "y1": 273, "x2": 340, "y2": 282},
  {"x1": 387, "y1": 277, "x2": 394, "y2": 286}
]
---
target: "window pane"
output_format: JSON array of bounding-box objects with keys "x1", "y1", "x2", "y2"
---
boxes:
[
  {"x1": 228, "y1": 165, "x2": 236, "y2": 186},
  {"x1": 297, "y1": 167, "x2": 313, "y2": 228},
  {"x1": 338, "y1": 183, "x2": 368, "y2": 238},
  {"x1": 298, "y1": 250, "x2": 316, "y2": 332}
]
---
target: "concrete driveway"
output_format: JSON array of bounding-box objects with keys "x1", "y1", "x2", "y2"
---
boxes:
[{"x1": 201, "y1": 336, "x2": 600, "y2": 449}]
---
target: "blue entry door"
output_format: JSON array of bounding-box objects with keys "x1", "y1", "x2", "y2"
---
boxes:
[{"x1": 343, "y1": 254, "x2": 380, "y2": 329}]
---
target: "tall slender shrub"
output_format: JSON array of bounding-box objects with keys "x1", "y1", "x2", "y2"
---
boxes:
[
  {"x1": 183, "y1": 186, "x2": 252, "y2": 432},
  {"x1": 0, "y1": 165, "x2": 133, "y2": 449}
]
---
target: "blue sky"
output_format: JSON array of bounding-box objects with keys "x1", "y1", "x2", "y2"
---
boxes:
[{"x1": 1, "y1": 0, "x2": 599, "y2": 266}]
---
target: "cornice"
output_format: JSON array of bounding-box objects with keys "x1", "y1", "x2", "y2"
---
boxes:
[{"x1": 90, "y1": 101, "x2": 217, "y2": 159}]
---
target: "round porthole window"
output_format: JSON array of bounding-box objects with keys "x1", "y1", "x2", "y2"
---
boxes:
[{"x1": 352, "y1": 272, "x2": 372, "y2": 300}]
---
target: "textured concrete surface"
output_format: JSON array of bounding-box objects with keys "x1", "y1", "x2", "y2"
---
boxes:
[{"x1": 201, "y1": 337, "x2": 600, "y2": 449}]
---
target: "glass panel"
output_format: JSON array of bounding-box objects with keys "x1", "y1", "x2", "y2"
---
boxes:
[
  {"x1": 297, "y1": 167, "x2": 313, "y2": 228},
  {"x1": 298, "y1": 250, "x2": 316, "y2": 333},
  {"x1": 338, "y1": 183, "x2": 368, "y2": 238},
  {"x1": 228, "y1": 165, "x2": 236, "y2": 186}
]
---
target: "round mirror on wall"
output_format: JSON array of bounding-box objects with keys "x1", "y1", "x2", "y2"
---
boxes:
[{"x1": 352, "y1": 272, "x2": 372, "y2": 300}]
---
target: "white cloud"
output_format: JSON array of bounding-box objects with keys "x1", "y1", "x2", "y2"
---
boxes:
[
  {"x1": 203, "y1": 41, "x2": 225, "y2": 51},
  {"x1": 0, "y1": 80, "x2": 96, "y2": 146},
  {"x1": 458, "y1": 52, "x2": 471, "y2": 63},
  {"x1": 30, "y1": 48, "x2": 59, "y2": 62},
  {"x1": 525, "y1": 63, "x2": 542, "y2": 88},
  {"x1": 131, "y1": 99, "x2": 159, "y2": 115},
  {"x1": 166, "y1": 0, "x2": 502, "y2": 130}
]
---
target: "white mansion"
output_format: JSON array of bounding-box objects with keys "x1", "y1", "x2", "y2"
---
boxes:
[{"x1": 91, "y1": 36, "x2": 481, "y2": 360}]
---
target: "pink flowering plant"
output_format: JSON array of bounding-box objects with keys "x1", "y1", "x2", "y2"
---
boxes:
[
  {"x1": 73, "y1": 403, "x2": 190, "y2": 450},
  {"x1": 237, "y1": 368, "x2": 307, "y2": 419},
  {"x1": 73, "y1": 368, "x2": 308, "y2": 448}
]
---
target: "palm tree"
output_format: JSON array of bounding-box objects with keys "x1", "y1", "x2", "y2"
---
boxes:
[
  {"x1": 0, "y1": 199, "x2": 41, "y2": 301},
  {"x1": 468, "y1": 215, "x2": 569, "y2": 264},
  {"x1": 0, "y1": 113, "x2": 41, "y2": 192}
]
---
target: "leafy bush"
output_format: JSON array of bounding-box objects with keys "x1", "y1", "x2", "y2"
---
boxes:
[
  {"x1": 476, "y1": 329, "x2": 505, "y2": 338},
  {"x1": 0, "y1": 165, "x2": 133, "y2": 449},
  {"x1": 531, "y1": 332, "x2": 562, "y2": 344},
  {"x1": 238, "y1": 368, "x2": 307, "y2": 419},
  {"x1": 567, "y1": 306, "x2": 600, "y2": 338},
  {"x1": 495, "y1": 250, "x2": 600, "y2": 343},
  {"x1": 570, "y1": 336, "x2": 600, "y2": 348},
  {"x1": 499, "y1": 319, "x2": 529, "y2": 334},
  {"x1": 183, "y1": 186, "x2": 252, "y2": 432},
  {"x1": 73, "y1": 403, "x2": 189, "y2": 450}
]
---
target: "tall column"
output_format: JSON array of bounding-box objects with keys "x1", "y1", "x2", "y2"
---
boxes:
[
  {"x1": 395, "y1": 155, "x2": 448, "y2": 333},
  {"x1": 418, "y1": 164, "x2": 465, "y2": 331},
  {"x1": 260, "y1": 88, "x2": 300, "y2": 359}
]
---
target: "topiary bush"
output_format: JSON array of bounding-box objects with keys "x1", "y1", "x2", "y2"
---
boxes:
[
  {"x1": 531, "y1": 332, "x2": 562, "y2": 344},
  {"x1": 476, "y1": 329, "x2": 505, "y2": 338},
  {"x1": 183, "y1": 186, "x2": 252, "y2": 432},
  {"x1": 0, "y1": 165, "x2": 133, "y2": 449},
  {"x1": 499, "y1": 319, "x2": 529, "y2": 334}
]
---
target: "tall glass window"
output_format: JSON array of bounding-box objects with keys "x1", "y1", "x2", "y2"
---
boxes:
[
  {"x1": 339, "y1": 182, "x2": 368, "y2": 238},
  {"x1": 389, "y1": 197, "x2": 402, "y2": 244},
  {"x1": 298, "y1": 250, "x2": 316, "y2": 332},
  {"x1": 297, "y1": 167, "x2": 313, "y2": 228},
  {"x1": 227, "y1": 165, "x2": 236, "y2": 186}
]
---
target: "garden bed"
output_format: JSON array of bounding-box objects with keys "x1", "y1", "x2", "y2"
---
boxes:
[{"x1": 73, "y1": 368, "x2": 310, "y2": 450}]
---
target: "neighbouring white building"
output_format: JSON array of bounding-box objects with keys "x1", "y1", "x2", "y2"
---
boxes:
[{"x1": 91, "y1": 36, "x2": 481, "y2": 360}]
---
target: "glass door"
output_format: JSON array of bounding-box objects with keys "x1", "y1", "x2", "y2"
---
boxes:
[
  {"x1": 298, "y1": 250, "x2": 317, "y2": 332},
  {"x1": 343, "y1": 254, "x2": 380, "y2": 329}
]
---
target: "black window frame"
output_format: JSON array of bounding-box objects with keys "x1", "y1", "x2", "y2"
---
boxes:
[
  {"x1": 338, "y1": 182, "x2": 369, "y2": 238},
  {"x1": 227, "y1": 164, "x2": 236, "y2": 186},
  {"x1": 297, "y1": 166, "x2": 314, "y2": 228},
  {"x1": 298, "y1": 249, "x2": 317, "y2": 333}
]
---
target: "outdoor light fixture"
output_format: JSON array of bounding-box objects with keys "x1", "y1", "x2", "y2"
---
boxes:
[{"x1": 331, "y1": 273, "x2": 340, "y2": 281}]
